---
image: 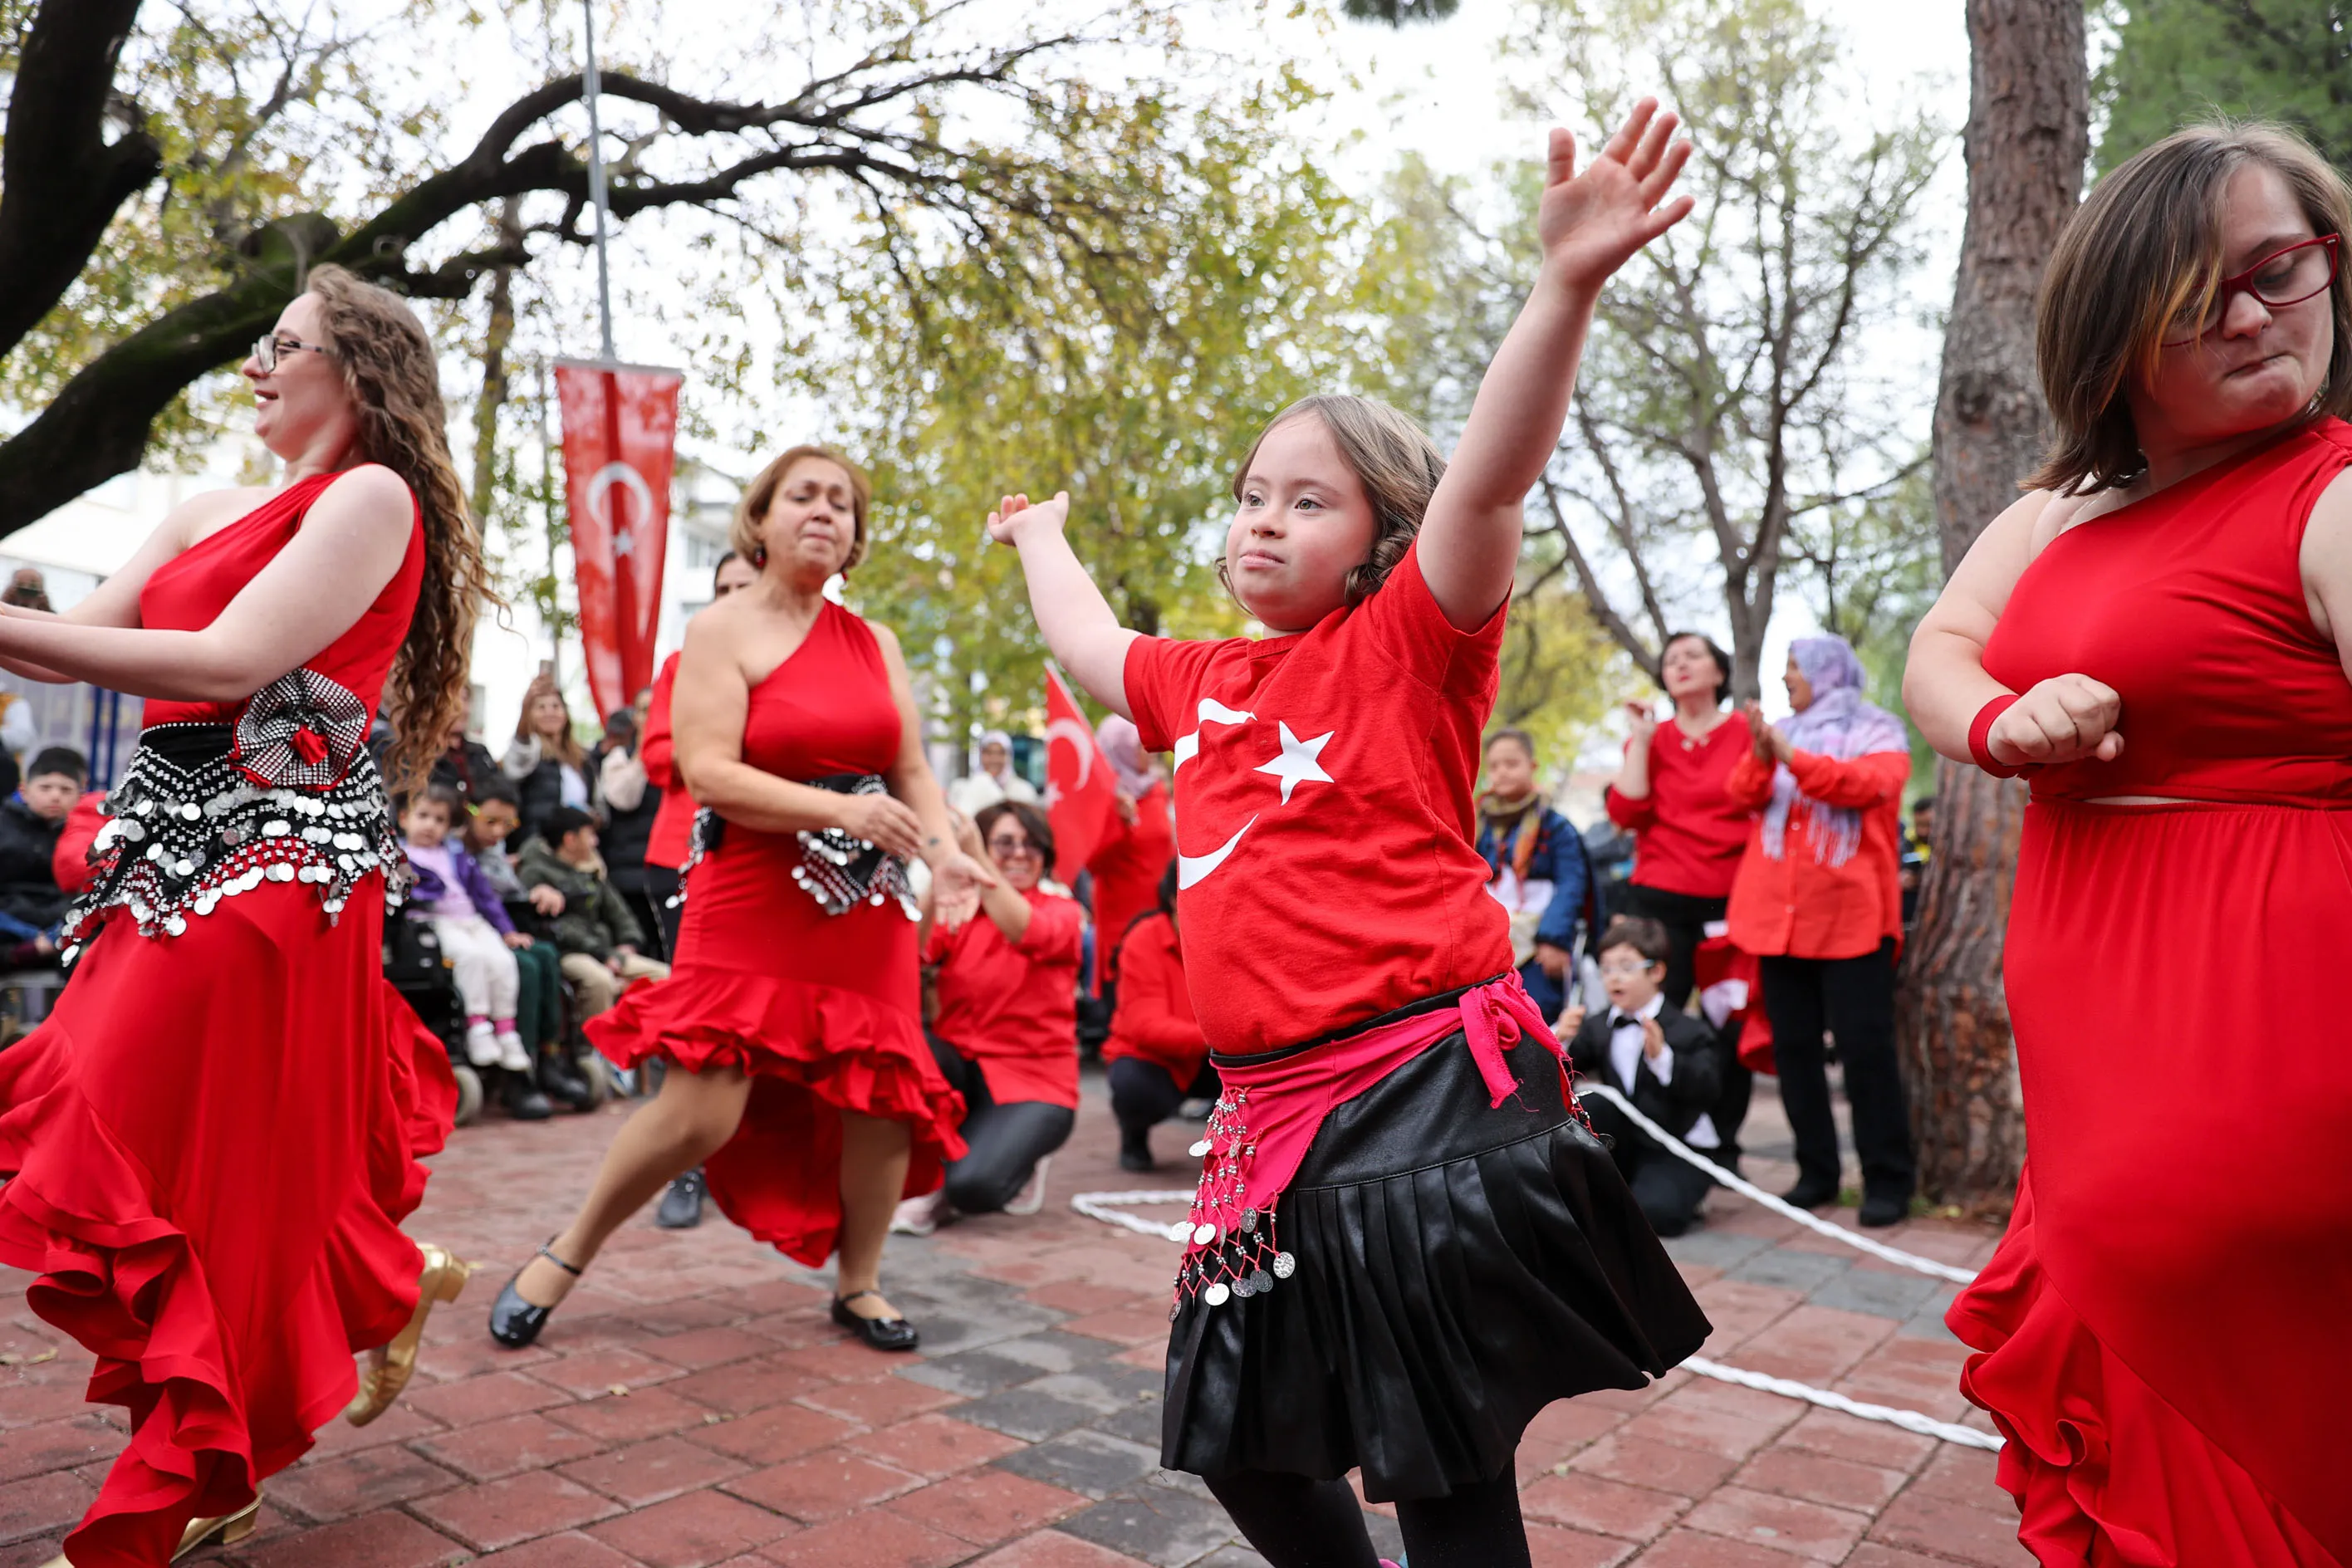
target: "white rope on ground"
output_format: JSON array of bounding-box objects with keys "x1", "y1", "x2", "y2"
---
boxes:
[
  {"x1": 1580, "y1": 1084, "x2": 1981, "y2": 1286},
  {"x1": 1069, "y1": 1188, "x2": 1195, "y2": 1242},
  {"x1": 1681, "y1": 1355, "x2": 2003, "y2": 1451}
]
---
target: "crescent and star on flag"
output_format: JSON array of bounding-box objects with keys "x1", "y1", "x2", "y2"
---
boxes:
[{"x1": 1172, "y1": 698, "x2": 1335, "y2": 889}]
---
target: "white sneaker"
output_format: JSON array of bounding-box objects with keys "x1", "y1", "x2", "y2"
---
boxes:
[
  {"x1": 463, "y1": 1021, "x2": 500, "y2": 1067},
  {"x1": 1005, "y1": 1156, "x2": 1051, "y2": 1217},
  {"x1": 889, "y1": 1189, "x2": 948, "y2": 1237},
  {"x1": 495, "y1": 1031, "x2": 531, "y2": 1072}
]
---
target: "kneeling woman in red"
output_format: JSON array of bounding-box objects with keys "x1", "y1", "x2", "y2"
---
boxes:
[
  {"x1": 896, "y1": 801, "x2": 1083, "y2": 1229},
  {"x1": 489, "y1": 446, "x2": 992, "y2": 1353},
  {"x1": 0, "y1": 267, "x2": 483, "y2": 1566}
]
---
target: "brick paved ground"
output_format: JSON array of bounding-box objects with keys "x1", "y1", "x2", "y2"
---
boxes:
[{"x1": 1, "y1": 1065, "x2": 2031, "y2": 1568}]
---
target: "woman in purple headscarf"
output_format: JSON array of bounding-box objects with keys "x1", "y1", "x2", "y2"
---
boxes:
[{"x1": 1723, "y1": 635, "x2": 1914, "y2": 1227}]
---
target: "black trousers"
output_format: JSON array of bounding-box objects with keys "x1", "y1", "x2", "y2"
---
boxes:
[
  {"x1": 1621, "y1": 884, "x2": 1752, "y2": 1164},
  {"x1": 1107, "y1": 1056, "x2": 1221, "y2": 1157},
  {"x1": 646, "y1": 865, "x2": 684, "y2": 960},
  {"x1": 1758, "y1": 939, "x2": 1914, "y2": 1202},
  {"x1": 926, "y1": 1032, "x2": 1074, "y2": 1213},
  {"x1": 1579, "y1": 1093, "x2": 1715, "y2": 1237}
]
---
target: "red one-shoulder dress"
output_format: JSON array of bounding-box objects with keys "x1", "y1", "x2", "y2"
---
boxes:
[
  {"x1": 0, "y1": 473, "x2": 454, "y2": 1566},
  {"x1": 589, "y1": 600, "x2": 964, "y2": 1265},
  {"x1": 1957, "y1": 419, "x2": 2352, "y2": 1565}
]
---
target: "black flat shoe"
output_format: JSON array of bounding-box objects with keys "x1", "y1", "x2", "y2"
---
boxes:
[
  {"x1": 831, "y1": 1290, "x2": 919, "y2": 1352},
  {"x1": 1856, "y1": 1192, "x2": 1910, "y2": 1228},
  {"x1": 489, "y1": 1242, "x2": 581, "y2": 1349},
  {"x1": 655, "y1": 1169, "x2": 706, "y2": 1229},
  {"x1": 498, "y1": 1073, "x2": 555, "y2": 1121},
  {"x1": 1780, "y1": 1176, "x2": 1840, "y2": 1211},
  {"x1": 1117, "y1": 1147, "x2": 1155, "y2": 1174}
]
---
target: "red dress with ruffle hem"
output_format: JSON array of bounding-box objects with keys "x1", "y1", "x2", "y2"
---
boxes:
[
  {"x1": 0, "y1": 472, "x2": 455, "y2": 1567},
  {"x1": 1955, "y1": 419, "x2": 2352, "y2": 1566},
  {"x1": 586, "y1": 600, "x2": 963, "y2": 1266}
]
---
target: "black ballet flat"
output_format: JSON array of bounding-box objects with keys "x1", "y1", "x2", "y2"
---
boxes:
[
  {"x1": 488, "y1": 1242, "x2": 581, "y2": 1349},
  {"x1": 831, "y1": 1289, "x2": 919, "y2": 1352}
]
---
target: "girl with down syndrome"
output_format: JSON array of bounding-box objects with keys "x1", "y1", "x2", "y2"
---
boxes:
[{"x1": 986, "y1": 100, "x2": 1710, "y2": 1568}]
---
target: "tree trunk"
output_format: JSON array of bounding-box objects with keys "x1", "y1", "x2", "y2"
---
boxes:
[{"x1": 1899, "y1": 0, "x2": 2087, "y2": 1214}]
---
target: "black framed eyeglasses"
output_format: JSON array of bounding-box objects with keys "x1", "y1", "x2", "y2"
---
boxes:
[
  {"x1": 2161, "y1": 234, "x2": 2342, "y2": 346},
  {"x1": 985, "y1": 836, "x2": 1039, "y2": 857},
  {"x1": 252, "y1": 333, "x2": 331, "y2": 372}
]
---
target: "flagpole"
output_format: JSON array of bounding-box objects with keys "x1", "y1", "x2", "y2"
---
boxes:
[{"x1": 581, "y1": 0, "x2": 617, "y2": 365}]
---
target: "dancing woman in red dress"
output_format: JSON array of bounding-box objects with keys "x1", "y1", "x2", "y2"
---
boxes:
[
  {"x1": 0, "y1": 267, "x2": 487, "y2": 1566},
  {"x1": 1908, "y1": 125, "x2": 2352, "y2": 1564},
  {"x1": 491, "y1": 445, "x2": 992, "y2": 1352}
]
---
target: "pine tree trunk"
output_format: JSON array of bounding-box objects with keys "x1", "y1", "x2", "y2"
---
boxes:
[{"x1": 1899, "y1": 0, "x2": 2086, "y2": 1215}]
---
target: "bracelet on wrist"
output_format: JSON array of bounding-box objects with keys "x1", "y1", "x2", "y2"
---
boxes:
[{"x1": 1968, "y1": 693, "x2": 2026, "y2": 778}]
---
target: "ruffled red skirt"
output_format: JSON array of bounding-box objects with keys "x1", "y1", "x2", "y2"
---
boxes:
[
  {"x1": 586, "y1": 965, "x2": 964, "y2": 1267},
  {"x1": 0, "y1": 882, "x2": 453, "y2": 1567}
]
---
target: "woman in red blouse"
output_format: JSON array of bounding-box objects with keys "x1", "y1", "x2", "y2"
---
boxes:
[
  {"x1": 1102, "y1": 863, "x2": 1213, "y2": 1170},
  {"x1": 1085, "y1": 714, "x2": 1174, "y2": 997},
  {"x1": 899, "y1": 801, "x2": 1084, "y2": 1227},
  {"x1": 1604, "y1": 631, "x2": 1756, "y2": 1160},
  {"x1": 1724, "y1": 635, "x2": 1911, "y2": 1227}
]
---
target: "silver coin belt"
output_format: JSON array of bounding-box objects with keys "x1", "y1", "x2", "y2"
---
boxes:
[
  {"x1": 1172, "y1": 1085, "x2": 1298, "y2": 1317},
  {"x1": 63, "y1": 728, "x2": 404, "y2": 953},
  {"x1": 788, "y1": 776, "x2": 919, "y2": 919}
]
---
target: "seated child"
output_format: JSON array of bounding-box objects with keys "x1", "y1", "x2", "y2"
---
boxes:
[
  {"x1": 517, "y1": 805, "x2": 669, "y2": 1017},
  {"x1": 400, "y1": 784, "x2": 531, "y2": 1071},
  {"x1": 0, "y1": 747, "x2": 90, "y2": 964},
  {"x1": 1101, "y1": 861, "x2": 1215, "y2": 1171},
  {"x1": 1564, "y1": 915, "x2": 1725, "y2": 1237},
  {"x1": 459, "y1": 778, "x2": 568, "y2": 1061},
  {"x1": 1475, "y1": 727, "x2": 1594, "y2": 1022},
  {"x1": 895, "y1": 801, "x2": 1084, "y2": 1232}
]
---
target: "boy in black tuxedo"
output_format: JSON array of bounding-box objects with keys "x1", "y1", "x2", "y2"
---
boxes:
[{"x1": 1562, "y1": 915, "x2": 1725, "y2": 1237}]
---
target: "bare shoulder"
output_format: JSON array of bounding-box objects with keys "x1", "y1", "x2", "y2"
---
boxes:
[
  {"x1": 312, "y1": 463, "x2": 417, "y2": 528},
  {"x1": 169, "y1": 483, "x2": 279, "y2": 546},
  {"x1": 862, "y1": 617, "x2": 905, "y2": 663}
]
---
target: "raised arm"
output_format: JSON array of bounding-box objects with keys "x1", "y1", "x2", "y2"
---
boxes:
[
  {"x1": 1904, "y1": 489, "x2": 2123, "y2": 769},
  {"x1": 983, "y1": 492, "x2": 1139, "y2": 718},
  {"x1": 1418, "y1": 102, "x2": 1694, "y2": 630},
  {"x1": 0, "y1": 468, "x2": 412, "y2": 698}
]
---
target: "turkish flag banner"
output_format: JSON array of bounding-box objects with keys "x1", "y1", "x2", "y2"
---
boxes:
[
  {"x1": 555, "y1": 360, "x2": 682, "y2": 721},
  {"x1": 1043, "y1": 664, "x2": 1115, "y2": 883}
]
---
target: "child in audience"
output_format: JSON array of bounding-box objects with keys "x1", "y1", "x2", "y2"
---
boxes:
[
  {"x1": 518, "y1": 805, "x2": 669, "y2": 1017},
  {"x1": 401, "y1": 784, "x2": 531, "y2": 1071},
  {"x1": 459, "y1": 779, "x2": 569, "y2": 1065},
  {"x1": 0, "y1": 747, "x2": 87, "y2": 963},
  {"x1": 1101, "y1": 862, "x2": 1213, "y2": 1171},
  {"x1": 1562, "y1": 915, "x2": 1725, "y2": 1237}
]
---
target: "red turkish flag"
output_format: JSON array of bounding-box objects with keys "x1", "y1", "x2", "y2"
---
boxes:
[
  {"x1": 1043, "y1": 665, "x2": 1115, "y2": 883},
  {"x1": 555, "y1": 360, "x2": 681, "y2": 721}
]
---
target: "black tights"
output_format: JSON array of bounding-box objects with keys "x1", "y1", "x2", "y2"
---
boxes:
[{"x1": 1205, "y1": 1469, "x2": 1530, "y2": 1568}]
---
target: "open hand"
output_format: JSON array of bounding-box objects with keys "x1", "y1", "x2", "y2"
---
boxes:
[
  {"x1": 1742, "y1": 701, "x2": 1779, "y2": 766},
  {"x1": 1987, "y1": 674, "x2": 2124, "y2": 767},
  {"x1": 836, "y1": 791, "x2": 924, "y2": 860},
  {"x1": 928, "y1": 850, "x2": 999, "y2": 930},
  {"x1": 1640, "y1": 1017, "x2": 1667, "y2": 1061},
  {"x1": 985, "y1": 492, "x2": 1071, "y2": 551},
  {"x1": 1537, "y1": 97, "x2": 1696, "y2": 296}
]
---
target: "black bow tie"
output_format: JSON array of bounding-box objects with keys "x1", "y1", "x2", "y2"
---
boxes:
[{"x1": 1610, "y1": 1013, "x2": 1650, "y2": 1031}]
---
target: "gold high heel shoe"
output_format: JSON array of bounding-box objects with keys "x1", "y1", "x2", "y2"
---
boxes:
[
  {"x1": 344, "y1": 1242, "x2": 471, "y2": 1427},
  {"x1": 40, "y1": 1493, "x2": 260, "y2": 1566}
]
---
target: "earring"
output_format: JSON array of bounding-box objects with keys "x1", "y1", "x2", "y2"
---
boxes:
[{"x1": 752, "y1": 545, "x2": 767, "y2": 567}]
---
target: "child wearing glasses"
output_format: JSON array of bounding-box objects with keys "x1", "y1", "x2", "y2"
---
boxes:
[
  {"x1": 894, "y1": 800, "x2": 1082, "y2": 1232},
  {"x1": 1561, "y1": 915, "x2": 1725, "y2": 1238}
]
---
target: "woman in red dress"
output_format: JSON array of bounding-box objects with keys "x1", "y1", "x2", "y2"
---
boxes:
[
  {"x1": 0, "y1": 267, "x2": 484, "y2": 1566},
  {"x1": 1907, "y1": 124, "x2": 2352, "y2": 1563},
  {"x1": 491, "y1": 444, "x2": 992, "y2": 1352}
]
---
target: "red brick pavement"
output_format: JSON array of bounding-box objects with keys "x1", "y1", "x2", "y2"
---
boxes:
[{"x1": 0, "y1": 1068, "x2": 2033, "y2": 1566}]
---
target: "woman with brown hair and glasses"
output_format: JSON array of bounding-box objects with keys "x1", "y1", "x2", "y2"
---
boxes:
[
  {"x1": 489, "y1": 444, "x2": 994, "y2": 1355},
  {"x1": 0, "y1": 267, "x2": 488, "y2": 1566},
  {"x1": 1908, "y1": 124, "x2": 2352, "y2": 1563}
]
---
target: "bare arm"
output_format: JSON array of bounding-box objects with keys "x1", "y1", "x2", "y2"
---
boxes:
[
  {"x1": 2299, "y1": 468, "x2": 2352, "y2": 684},
  {"x1": 1418, "y1": 104, "x2": 1694, "y2": 630},
  {"x1": 0, "y1": 468, "x2": 412, "y2": 701},
  {"x1": 673, "y1": 611, "x2": 869, "y2": 837},
  {"x1": 983, "y1": 492, "x2": 1139, "y2": 718}
]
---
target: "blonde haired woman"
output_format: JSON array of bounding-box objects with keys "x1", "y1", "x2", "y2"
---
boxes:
[
  {"x1": 0, "y1": 266, "x2": 486, "y2": 1565},
  {"x1": 492, "y1": 443, "x2": 993, "y2": 1355}
]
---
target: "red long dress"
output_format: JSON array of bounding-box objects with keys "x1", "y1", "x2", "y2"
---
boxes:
[
  {"x1": 1956, "y1": 419, "x2": 2352, "y2": 1565},
  {"x1": 0, "y1": 473, "x2": 454, "y2": 1566},
  {"x1": 588, "y1": 601, "x2": 964, "y2": 1265}
]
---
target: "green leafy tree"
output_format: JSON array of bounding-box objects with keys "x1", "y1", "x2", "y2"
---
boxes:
[{"x1": 2098, "y1": 0, "x2": 2352, "y2": 169}]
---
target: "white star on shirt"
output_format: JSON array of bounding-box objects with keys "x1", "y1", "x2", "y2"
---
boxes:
[{"x1": 1253, "y1": 722, "x2": 1336, "y2": 803}]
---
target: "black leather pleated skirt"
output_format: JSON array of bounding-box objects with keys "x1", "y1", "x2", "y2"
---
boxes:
[{"x1": 1159, "y1": 1024, "x2": 1711, "y2": 1502}]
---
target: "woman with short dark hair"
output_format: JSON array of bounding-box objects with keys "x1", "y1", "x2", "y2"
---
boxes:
[{"x1": 1905, "y1": 121, "x2": 2352, "y2": 1560}]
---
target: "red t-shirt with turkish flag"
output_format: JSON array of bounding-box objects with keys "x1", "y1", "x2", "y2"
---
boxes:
[
  {"x1": 924, "y1": 889, "x2": 1086, "y2": 1108},
  {"x1": 1122, "y1": 541, "x2": 1512, "y2": 1054}
]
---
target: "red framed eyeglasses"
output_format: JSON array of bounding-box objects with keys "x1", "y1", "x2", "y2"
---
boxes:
[{"x1": 2161, "y1": 234, "x2": 2342, "y2": 346}]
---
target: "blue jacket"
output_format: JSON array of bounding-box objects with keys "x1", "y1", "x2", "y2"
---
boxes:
[{"x1": 1475, "y1": 806, "x2": 1595, "y2": 952}]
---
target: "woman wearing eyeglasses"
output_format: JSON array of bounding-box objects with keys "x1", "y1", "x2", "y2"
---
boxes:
[
  {"x1": 1906, "y1": 124, "x2": 2352, "y2": 1564},
  {"x1": 0, "y1": 273, "x2": 486, "y2": 1566},
  {"x1": 893, "y1": 801, "x2": 1084, "y2": 1232}
]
